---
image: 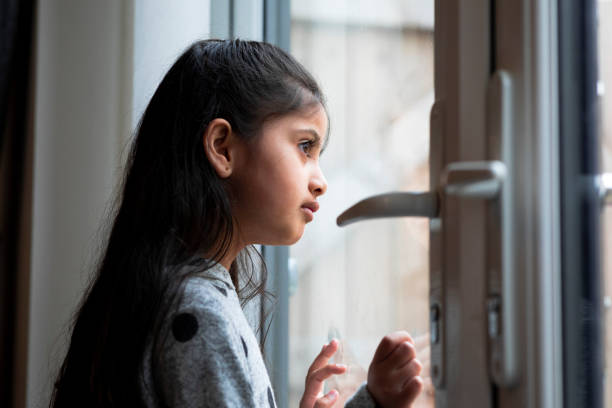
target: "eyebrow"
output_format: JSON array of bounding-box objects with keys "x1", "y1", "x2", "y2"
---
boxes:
[{"x1": 295, "y1": 128, "x2": 330, "y2": 154}]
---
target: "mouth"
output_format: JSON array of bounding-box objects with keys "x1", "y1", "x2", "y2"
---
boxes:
[
  {"x1": 301, "y1": 201, "x2": 319, "y2": 221},
  {"x1": 302, "y1": 201, "x2": 319, "y2": 213}
]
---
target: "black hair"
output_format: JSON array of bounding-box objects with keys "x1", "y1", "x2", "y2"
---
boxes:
[{"x1": 50, "y1": 39, "x2": 326, "y2": 407}]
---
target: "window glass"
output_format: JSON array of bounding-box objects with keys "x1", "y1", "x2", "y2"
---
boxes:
[
  {"x1": 599, "y1": 1, "x2": 612, "y2": 406},
  {"x1": 288, "y1": 1, "x2": 434, "y2": 406}
]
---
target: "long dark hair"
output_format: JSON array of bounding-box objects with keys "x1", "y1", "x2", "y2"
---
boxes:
[{"x1": 50, "y1": 39, "x2": 326, "y2": 407}]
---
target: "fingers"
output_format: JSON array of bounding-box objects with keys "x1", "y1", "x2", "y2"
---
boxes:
[
  {"x1": 308, "y1": 339, "x2": 340, "y2": 375},
  {"x1": 301, "y1": 362, "x2": 346, "y2": 408},
  {"x1": 304, "y1": 364, "x2": 347, "y2": 396},
  {"x1": 301, "y1": 341, "x2": 346, "y2": 408},
  {"x1": 382, "y1": 340, "x2": 417, "y2": 371},
  {"x1": 368, "y1": 332, "x2": 424, "y2": 408},
  {"x1": 399, "y1": 376, "x2": 424, "y2": 403},
  {"x1": 371, "y1": 331, "x2": 414, "y2": 364},
  {"x1": 313, "y1": 390, "x2": 339, "y2": 408},
  {"x1": 310, "y1": 363, "x2": 347, "y2": 383},
  {"x1": 398, "y1": 359, "x2": 423, "y2": 383},
  {"x1": 379, "y1": 358, "x2": 422, "y2": 394}
]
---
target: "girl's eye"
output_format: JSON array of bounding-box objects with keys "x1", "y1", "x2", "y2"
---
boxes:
[{"x1": 298, "y1": 140, "x2": 314, "y2": 155}]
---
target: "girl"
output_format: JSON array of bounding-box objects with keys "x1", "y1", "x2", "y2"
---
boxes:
[{"x1": 50, "y1": 39, "x2": 423, "y2": 407}]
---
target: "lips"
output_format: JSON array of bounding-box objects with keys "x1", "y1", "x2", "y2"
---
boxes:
[
  {"x1": 301, "y1": 201, "x2": 319, "y2": 222},
  {"x1": 301, "y1": 201, "x2": 319, "y2": 213}
]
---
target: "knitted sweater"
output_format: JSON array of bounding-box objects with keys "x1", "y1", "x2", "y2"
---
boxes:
[{"x1": 139, "y1": 262, "x2": 377, "y2": 407}]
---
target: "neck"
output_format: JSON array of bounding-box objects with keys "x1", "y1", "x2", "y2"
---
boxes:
[
  {"x1": 217, "y1": 247, "x2": 240, "y2": 271},
  {"x1": 207, "y1": 235, "x2": 246, "y2": 271},
  {"x1": 204, "y1": 221, "x2": 250, "y2": 271}
]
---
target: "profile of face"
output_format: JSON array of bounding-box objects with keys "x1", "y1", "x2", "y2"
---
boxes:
[
  {"x1": 204, "y1": 103, "x2": 329, "y2": 248},
  {"x1": 232, "y1": 103, "x2": 329, "y2": 246}
]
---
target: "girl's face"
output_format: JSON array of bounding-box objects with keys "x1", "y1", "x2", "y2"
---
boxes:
[{"x1": 230, "y1": 103, "x2": 328, "y2": 246}]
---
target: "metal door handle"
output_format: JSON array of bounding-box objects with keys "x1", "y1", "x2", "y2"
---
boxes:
[
  {"x1": 336, "y1": 192, "x2": 440, "y2": 226},
  {"x1": 335, "y1": 160, "x2": 506, "y2": 227}
]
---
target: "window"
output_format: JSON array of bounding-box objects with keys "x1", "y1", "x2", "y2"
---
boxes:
[{"x1": 288, "y1": 1, "x2": 434, "y2": 406}]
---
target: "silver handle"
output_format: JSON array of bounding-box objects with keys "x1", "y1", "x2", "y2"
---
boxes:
[
  {"x1": 599, "y1": 173, "x2": 612, "y2": 205},
  {"x1": 486, "y1": 70, "x2": 517, "y2": 388},
  {"x1": 336, "y1": 192, "x2": 439, "y2": 226},
  {"x1": 443, "y1": 158, "x2": 517, "y2": 388},
  {"x1": 335, "y1": 160, "x2": 506, "y2": 227}
]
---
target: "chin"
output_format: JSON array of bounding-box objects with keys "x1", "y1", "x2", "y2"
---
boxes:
[
  {"x1": 286, "y1": 232, "x2": 304, "y2": 245},
  {"x1": 276, "y1": 231, "x2": 304, "y2": 246},
  {"x1": 289, "y1": 225, "x2": 306, "y2": 244},
  {"x1": 263, "y1": 226, "x2": 305, "y2": 246}
]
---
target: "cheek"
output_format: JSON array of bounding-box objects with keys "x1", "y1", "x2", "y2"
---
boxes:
[
  {"x1": 234, "y1": 169, "x2": 286, "y2": 216},
  {"x1": 261, "y1": 157, "x2": 303, "y2": 201}
]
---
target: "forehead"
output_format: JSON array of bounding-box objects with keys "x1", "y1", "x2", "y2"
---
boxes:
[{"x1": 264, "y1": 104, "x2": 329, "y2": 140}]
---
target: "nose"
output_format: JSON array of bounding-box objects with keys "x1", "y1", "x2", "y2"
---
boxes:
[{"x1": 309, "y1": 164, "x2": 328, "y2": 197}]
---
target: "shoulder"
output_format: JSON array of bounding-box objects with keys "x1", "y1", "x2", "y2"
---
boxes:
[
  {"x1": 154, "y1": 274, "x2": 251, "y2": 385},
  {"x1": 182, "y1": 273, "x2": 235, "y2": 307},
  {"x1": 152, "y1": 276, "x2": 260, "y2": 406},
  {"x1": 166, "y1": 275, "x2": 239, "y2": 345}
]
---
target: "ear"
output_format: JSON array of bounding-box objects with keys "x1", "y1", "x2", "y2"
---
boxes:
[{"x1": 203, "y1": 118, "x2": 240, "y2": 178}]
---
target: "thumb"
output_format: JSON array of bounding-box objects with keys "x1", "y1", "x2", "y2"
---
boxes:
[{"x1": 314, "y1": 389, "x2": 339, "y2": 408}]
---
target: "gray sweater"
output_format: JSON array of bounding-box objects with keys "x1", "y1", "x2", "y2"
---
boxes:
[{"x1": 140, "y1": 262, "x2": 377, "y2": 407}]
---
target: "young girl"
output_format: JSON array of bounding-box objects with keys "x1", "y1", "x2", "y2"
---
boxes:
[{"x1": 50, "y1": 39, "x2": 423, "y2": 407}]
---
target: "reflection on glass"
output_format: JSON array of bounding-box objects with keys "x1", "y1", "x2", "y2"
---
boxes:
[
  {"x1": 599, "y1": 1, "x2": 612, "y2": 406},
  {"x1": 288, "y1": 1, "x2": 434, "y2": 406}
]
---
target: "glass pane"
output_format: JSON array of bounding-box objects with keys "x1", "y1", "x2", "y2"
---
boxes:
[
  {"x1": 599, "y1": 0, "x2": 612, "y2": 406},
  {"x1": 288, "y1": 1, "x2": 434, "y2": 406}
]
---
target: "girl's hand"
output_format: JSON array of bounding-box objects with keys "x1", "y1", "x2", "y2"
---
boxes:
[
  {"x1": 367, "y1": 331, "x2": 424, "y2": 408},
  {"x1": 300, "y1": 339, "x2": 347, "y2": 408}
]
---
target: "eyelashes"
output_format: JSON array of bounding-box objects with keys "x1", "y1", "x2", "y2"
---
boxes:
[{"x1": 298, "y1": 140, "x2": 315, "y2": 156}]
